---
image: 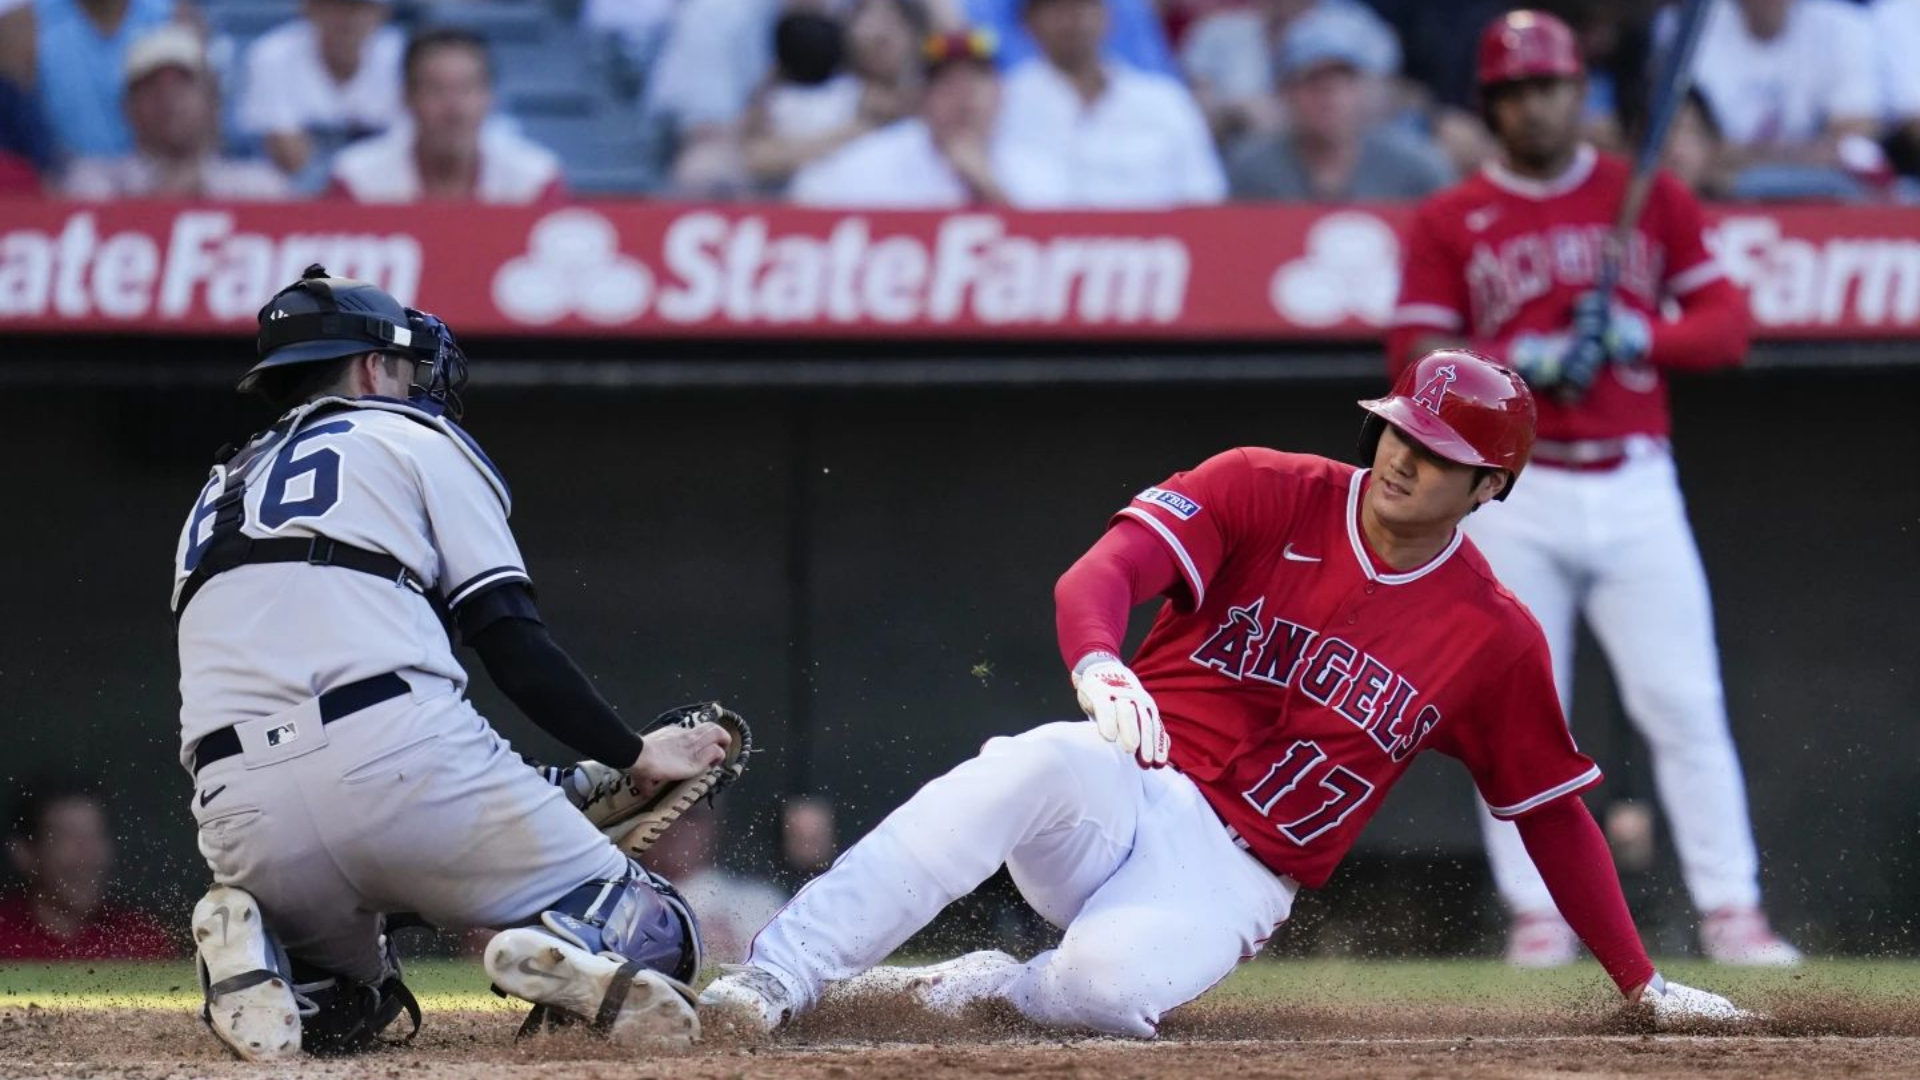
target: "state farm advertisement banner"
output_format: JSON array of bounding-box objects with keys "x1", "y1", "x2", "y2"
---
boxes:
[{"x1": 1, "y1": 199, "x2": 1917, "y2": 340}]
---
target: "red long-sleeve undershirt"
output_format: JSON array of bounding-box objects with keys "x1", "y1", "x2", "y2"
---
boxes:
[
  {"x1": 1385, "y1": 276, "x2": 1749, "y2": 377},
  {"x1": 1053, "y1": 520, "x2": 1656, "y2": 997},
  {"x1": 1054, "y1": 519, "x2": 1181, "y2": 670}
]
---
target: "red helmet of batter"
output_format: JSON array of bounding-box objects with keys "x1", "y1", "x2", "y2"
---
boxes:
[
  {"x1": 1476, "y1": 9, "x2": 1584, "y2": 89},
  {"x1": 1357, "y1": 349, "x2": 1536, "y2": 500}
]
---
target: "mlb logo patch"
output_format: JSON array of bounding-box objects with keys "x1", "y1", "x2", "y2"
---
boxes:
[
  {"x1": 266, "y1": 722, "x2": 299, "y2": 748},
  {"x1": 1136, "y1": 487, "x2": 1201, "y2": 520}
]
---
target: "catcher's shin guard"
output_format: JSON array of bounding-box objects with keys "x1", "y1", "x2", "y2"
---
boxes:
[
  {"x1": 193, "y1": 885, "x2": 304, "y2": 1061},
  {"x1": 490, "y1": 862, "x2": 703, "y2": 1044}
]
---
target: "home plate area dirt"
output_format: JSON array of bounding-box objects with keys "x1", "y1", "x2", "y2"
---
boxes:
[{"x1": 4, "y1": 988, "x2": 1918, "y2": 1080}]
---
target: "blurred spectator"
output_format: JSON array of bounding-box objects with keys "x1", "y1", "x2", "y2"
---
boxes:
[
  {"x1": 1227, "y1": 5, "x2": 1450, "y2": 201},
  {"x1": 781, "y1": 795, "x2": 840, "y2": 879},
  {"x1": 1870, "y1": 0, "x2": 1920, "y2": 177},
  {"x1": 793, "y1": 28, "x2": 1054, "y2": 205},
  {"x1": 996, "y1": 0, "x2": 1224, "y2": 207},
  {"x1": 1689, "y1": 0, "x2": 1885, "y2": 198},
  {"x1": 34, "y1": 0, "x2": 196, "y2": 160},
  {"x1": 965, "y1": 0, "x2": 1175, "y2": 76},
  {"x1": 329, "y1": 28, "x2": 563, "y2": 203},
  {"x1": 645, "y1": 0, "x2": 780, "y2": 192},
  {"x1": 1664, "y1": 87, "x2": 1734, "y2": 199},
  {"x1": 1, "y1": 777, "x2": 174, "y2": 960},
  {"x1": 61, "y1": 26, "x2": 287, "y2": 199},
  {"x1": 237, "y1": 0, "x2": 403, "y2": 181},
  {"x1": 0, "y1": 73, "x2": 50, "y2": 194},
  {"x1": 644, "y1": 807, "x2": 786, "y2": 965},
  {"x1": 1, "y1": 0, "x2": 33, "y2": 90},
  {"x1": 1182, "y1": 0, "x2": 1399, "y2": 144},
  {"x1": 742, "y1": 0, "x2": 930, "y2": 195}
]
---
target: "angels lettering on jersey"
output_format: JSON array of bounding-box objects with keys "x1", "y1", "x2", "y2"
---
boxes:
[{"x1": 1111, "y1": 448, "x2": 1600, "y2": 890}]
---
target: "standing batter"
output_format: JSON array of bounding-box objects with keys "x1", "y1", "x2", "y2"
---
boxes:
[
  {"x1": 700, "y1": 350, "x2": 1744, "y2": 1037},
  {"x1": 173, "y1": 266, "x2": 731, "y2": 1060},
  {"x1": 1389, "y1": 10, "x2": 1797, "y2": 967}
]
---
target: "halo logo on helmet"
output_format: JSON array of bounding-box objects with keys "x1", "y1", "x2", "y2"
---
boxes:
[
  {"x1": 1412, "y1": 364, "x2": 1458, "y2": 415},
  {"x1": 1356, "y1": 349, "x2": 1536, "y2": 501},
  {"x1": 240, "y1": 263, "x2": 470, "y2": 419}
]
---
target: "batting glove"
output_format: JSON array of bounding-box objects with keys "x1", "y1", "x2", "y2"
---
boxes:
[
  {"x1": 1640, "y1": 973, "x2": 1753, "y2": 1026},
  {"x1": 1506, "y1": 332, "x2": 1573, "y2": 389},
  {"x1": 1572, "y1": 289, "x2": 1653, "y2": 365},
  {"x1": 1072, "y1": 653, "x2": 1169, "y2": 768}
]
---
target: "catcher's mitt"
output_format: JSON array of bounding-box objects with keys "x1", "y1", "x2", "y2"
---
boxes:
[{"x1": 578, "y1": 702, "x2": 752, "y2": 856}]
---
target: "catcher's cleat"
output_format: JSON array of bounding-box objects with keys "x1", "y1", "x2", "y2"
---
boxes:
[
  {"x1": 834, "y1": 950, "x2": 1024, "y2": 1018},
  {"x1": 586, "y1": 702, "x2": 752, "y2": 856},
  {"x1": 193, "y1": 885, "x2": 304, "y2": 1061},
  {"x1": 697, "y1": 964, "x2": 793, "y2": 1036},
  {"x1": 485, "y1": 927, "x2": 700, "y2": 1048}
]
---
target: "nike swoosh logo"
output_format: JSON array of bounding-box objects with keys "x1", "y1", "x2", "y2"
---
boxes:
[
  {"x1": 516, "y1": 957, "x2": 566, "y2": 982},
  {"x1": 199, "y1": 785, "x2": 227, "y2": 808},
  {"x1": 1282, "y1": 544, "x2": 1321, "y2": 563}
]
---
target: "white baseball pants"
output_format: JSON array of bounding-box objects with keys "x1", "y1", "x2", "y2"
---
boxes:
[
  {"x1": 1462, "y1": 443, "x2": 1762, "y2": 915},
  {"x1": 746, "y1": 721, "x2": 1298, "y2": 1037},
  {"x1": 190, "y1": 683, "x2": 628, "y2": 983}
]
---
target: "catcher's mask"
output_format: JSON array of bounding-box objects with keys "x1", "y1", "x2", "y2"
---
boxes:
[{"x1": 241, "y1": 263, "x2": 470, "y2": 419}]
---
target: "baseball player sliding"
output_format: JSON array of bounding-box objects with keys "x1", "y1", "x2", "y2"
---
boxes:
[
  {"x1": 1390, "y1": 10, "x2": 1798, "y2": 968},
  {"x1": 172, "y1": 266, "x2": 734, "y2": 1060},
  {"x1": 701, "y1": 350, "x2": 1746, "y2": 1037}
]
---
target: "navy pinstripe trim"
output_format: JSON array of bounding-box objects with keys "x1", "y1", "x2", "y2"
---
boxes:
[{"x1": 447, "y1": 565, "x2": 530, "y2": 607}]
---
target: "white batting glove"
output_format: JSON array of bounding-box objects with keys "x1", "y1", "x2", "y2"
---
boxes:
[
  {"x1": 1640, "y1": 973, "x2": 1753, "y2": 1026},
  {"x1": 1072, "y1": 654, "x2": 1169, "y2": 768}
]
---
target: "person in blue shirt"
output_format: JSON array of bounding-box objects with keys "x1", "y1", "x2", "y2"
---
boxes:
[{"x1": 965, "y1": 0, "x2": 1174, "y2": 77}]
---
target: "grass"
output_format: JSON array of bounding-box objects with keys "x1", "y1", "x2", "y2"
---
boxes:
[{"x1": 4, "y1": 958, "x2": 1916, "y2": 1013}]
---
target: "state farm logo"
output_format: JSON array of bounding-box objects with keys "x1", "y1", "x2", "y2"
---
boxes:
[
  {"x1": 492, "y1": 210, "x2": 652, "y2": 324},
  {"x1": 0, "y1": 211, "x2": 420, "y2": 320},
  {"x1": 487, "y1": 210, "x2": 1190, "y2": 327},
  {"x1": 1267, "y1": 211, "x2": 1400, "y2": 327}
]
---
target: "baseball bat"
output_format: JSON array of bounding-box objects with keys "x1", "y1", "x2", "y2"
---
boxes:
[{"x1": 1596, "y1": 0, "x2": 1713, "y2": 296}]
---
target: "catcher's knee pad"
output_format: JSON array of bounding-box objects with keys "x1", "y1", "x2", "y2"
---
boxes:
[
  {"x1": 290, "y1": 935, "x2": 421, "y2": 1057},
  {"x1": 536, "y1": 860, "x2": 701, "y2": 984}
]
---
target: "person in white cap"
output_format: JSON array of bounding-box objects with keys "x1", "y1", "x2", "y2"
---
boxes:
[
  {"x1": 1225, "y1": 4, "x2": 1451, "y2": 202},
  {"x1": 61, "y1": 24, "x2": 288, "y2": 199},
  {"x1": 236, "y1": 0, "x2": 403, "y2": 181}
]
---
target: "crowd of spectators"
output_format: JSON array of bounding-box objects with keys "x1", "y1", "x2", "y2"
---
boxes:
[{"x1": 4, "y1": 0, "x2": 1920, "y2": 204}]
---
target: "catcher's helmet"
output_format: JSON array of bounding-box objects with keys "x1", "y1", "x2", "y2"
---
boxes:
[
  {"x1": 1357, "y1": 349, "x2": 1535, "y2": 500},
  {"x1": 241, "y1": 264, "x2": 468, "y2": 417},
  {"x1": 1476, "y1": 9, "x2": 1583, "y2": 90}
]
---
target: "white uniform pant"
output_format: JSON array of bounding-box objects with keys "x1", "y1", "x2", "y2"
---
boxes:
[
  {"x1": 189, "y1": 683, "x2": 627, "y2": 984},
  {"x1": 1462, "y1": 444, "x2": 1761, "y2": 915},
  {"x1": 747, "y1": 722, "x2": 1298, "y2": 1037}
]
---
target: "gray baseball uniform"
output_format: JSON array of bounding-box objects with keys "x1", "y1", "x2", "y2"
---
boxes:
[{"x1": 173, "y1": 396, "x2": 625, "y2": 983}]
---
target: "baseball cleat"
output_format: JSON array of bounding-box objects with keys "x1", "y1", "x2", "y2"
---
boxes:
[
  {"x1": 193, "y1": 885, "x2": 303, "y2": 1061},
  {"x1": 1504, "y1": 910, "x2": 1579, "y2": 968},
  {"x1": 697, "y1": 964, "x2": 793, "y2": 1035},
  {"x1": 835, "y1": 950, "x2": 1024, "y2": 1017},
  {"x1": 1700, "y1": 907, "x2": 1803, "y2": 966},
  {"x1": 1642, "y1": 974, "x2": 1756, "y2": 1026},
  {"x1": 485, "y1": 927, "x2": 700, "y2": 1048}
]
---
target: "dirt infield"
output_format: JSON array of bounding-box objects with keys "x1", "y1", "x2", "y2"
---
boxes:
[{"x1": 5, "y1": 991, "x2": 1918, "y2": 1080}]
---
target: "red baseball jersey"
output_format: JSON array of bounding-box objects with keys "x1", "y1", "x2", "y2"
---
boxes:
[
  {"x1": 1393, "y1": 146, "x2": 1724, "y2": 442},
  {"x1": 1115, "y1": 449, "x2": 1599, "y2": 888}
]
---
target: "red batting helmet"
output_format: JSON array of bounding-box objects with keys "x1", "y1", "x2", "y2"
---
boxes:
[
  {"x1": 1357, "y1": 349, "x2": 1536, "y2": 499},
  {"x1": 1477, "y1": 9, "x2": 1583, "y2": 90}
]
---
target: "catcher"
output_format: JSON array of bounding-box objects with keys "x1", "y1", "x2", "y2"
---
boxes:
[{"x1": 172, "y1": 265, "x2": 748, "y2": 1060}]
